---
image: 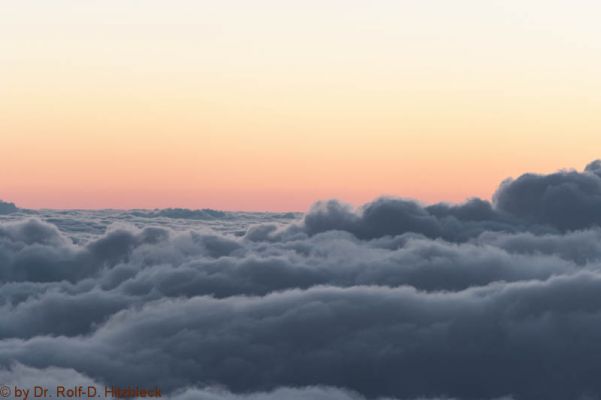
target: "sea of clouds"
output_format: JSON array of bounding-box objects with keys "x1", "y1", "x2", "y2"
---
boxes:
[{"x1": 2, "y1": 160, "x2": 601, "y2": 399}]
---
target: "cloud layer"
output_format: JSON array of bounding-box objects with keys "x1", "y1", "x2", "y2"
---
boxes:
[
  {"x1": 2, "y1": 161, "x2": 601, "y2": 400},
  {"x1": 0, "y1": 200, "x2": 18, "y2": 215}
]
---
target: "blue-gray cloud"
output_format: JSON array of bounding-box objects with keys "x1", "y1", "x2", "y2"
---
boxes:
[
  {"x1": 1, "y1": 160, "x2": 601, "y2": 400},
  {"x1": 0, "y1": 199, "x2": 18, "y2": 214}
]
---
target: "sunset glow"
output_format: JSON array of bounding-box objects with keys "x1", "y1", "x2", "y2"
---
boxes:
[{"x1": 2, "y1": 1, "x2": 601, "y2": 210}]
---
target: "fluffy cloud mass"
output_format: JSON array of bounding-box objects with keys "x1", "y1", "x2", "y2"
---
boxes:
[
  {"x1": 0, "y1": 200, "x2": 18, "y2": 215},
  {"x1": 2, "y1": 161, "x2": 601, "y2": 400}
]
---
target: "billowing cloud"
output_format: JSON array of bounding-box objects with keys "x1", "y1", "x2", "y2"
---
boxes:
[
  {"x1": 0, "y1": 365, "x2": 512, "y2": 400},
  {"x1": 0, "y1": 199, "x2": 18, "y2": 214},
  {"x1": 299, "y1": 196, "x2": 535, "y2": 243},
  {"x1": 493, "y1": 164, "x2": 601, "y2": 231},
  {"x1": 585, "y1": 159, "x2": 601, "y2": 177},
  {"x1": 2, "y1": 160, "x2": 601, "y2": 400}
]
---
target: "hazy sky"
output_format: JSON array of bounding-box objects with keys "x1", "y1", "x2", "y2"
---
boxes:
[{"x1": 2, "y1": 1, "x2": 600, "y2": 211}]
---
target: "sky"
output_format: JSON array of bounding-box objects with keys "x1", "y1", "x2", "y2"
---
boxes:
[
  {"x1": 4, "y1": 162, "x2": 601, "y2": 399},
  {"x1": 1, "y1": 0, "x2": 601, "y2": 211}
]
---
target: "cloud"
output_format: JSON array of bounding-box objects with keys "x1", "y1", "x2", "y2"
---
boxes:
[
  {"x1": 299, "y1": 160, "x2": 601, "y2": 241},
  {"x1": 0, "y1": 363, "x2": 99, "y2": 391},
  {"x1": 0, "y1": 364, "x2": 512, "y2": 400},
  {"x1": 585, "y1": 159, "x2": 601, "y2": 177},
  {"x1": 130, "y1": 208, "x2": 229, "y2": 220},
  {"x1": 299, "y1": 197, "x2": 530, "y2": 242},
  {"x1": 0, "y1": 200, "x2": 18, "y2": 214},
  {"x1": 493, "y1": 163, "x2": 601, "y2": 231},
  {"x1": 169, "y1": 386, "x2": 514, "y2": 400},
  {"x1": 3, "y1": 278, "x2": 600, "y2": 399},
  {"x1": 1, "y1": 160, "x2": 601, "y2": 400},
  {"x1": 303, "y1": 198, "x2": 443, "y2": 240}
]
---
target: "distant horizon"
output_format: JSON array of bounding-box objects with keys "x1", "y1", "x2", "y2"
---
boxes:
[
  {"x1": 0, "y1": 187, "x2": 490, "y2": 212},
  {"x1": 1, "y1": 158, "x2": 599, "y2": 216},
  {"x1": 3, "y1": 159, "x2": 599, "y2": 212}
]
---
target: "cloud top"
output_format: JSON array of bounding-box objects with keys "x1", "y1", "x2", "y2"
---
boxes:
[
  {"x1": 2, "y1": 160, "x2": 601, "y2": 400},
  {"x1": 0, "y1": 199, "x2": 18, "y2": 214}
]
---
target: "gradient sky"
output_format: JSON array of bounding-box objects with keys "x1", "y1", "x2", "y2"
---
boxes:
[{"x1": 2, "y1": 1, "x2": 601, "y2": 211}]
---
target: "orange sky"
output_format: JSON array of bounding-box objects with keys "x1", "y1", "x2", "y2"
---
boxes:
[{"x1": 2, "y1": 1, "x2": 601, "y2": 211}]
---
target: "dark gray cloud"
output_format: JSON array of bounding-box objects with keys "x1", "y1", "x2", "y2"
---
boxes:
[
  {"x1": 300, "y1": 197, "x2": 534, "y2": 242},
  {"x1": 493, "y1": 164, "x2": 601, "y2": 231},
  {"x1": 0, "y1": 365, "x2": 511, "y2": 400},
  {"x1": 2, "y1": 160, "x2": 601, "y2": 400},
  {"x1": 130, "y1": 208, "x2": 230, "y2": 220},
  {"x1": 299, "y1": 160, "x2": 601, "y2": 241},
  {"x1": 585, "y1": 160, "x2": 601, "y2": 177},
  {"x1": 2, "y1": 278, "x2": 601, "y2": 400},
  {"x1": 303, "y1": 198, "x2": 444, "y2": 240},
  {"x1": 0, "y1": 200, "x2": 18, "y2": 214},
  {"x1": 168, "y1": 386, "x2": 513, "y2": 400}
]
